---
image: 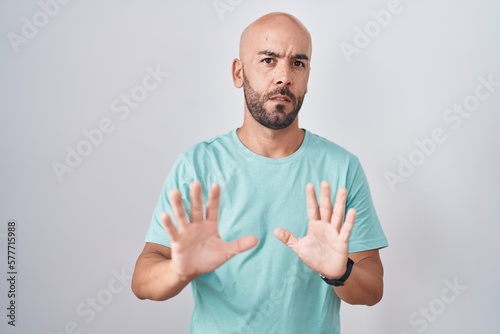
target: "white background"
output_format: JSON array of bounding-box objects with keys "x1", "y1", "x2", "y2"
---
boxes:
[{"x1": 1, "y1": 0, "x2": 499, "y2": 333}]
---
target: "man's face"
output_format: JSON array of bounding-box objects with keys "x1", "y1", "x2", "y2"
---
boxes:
[{"x1": 238, "y1": 18, "x2": 311, "y2": 130}]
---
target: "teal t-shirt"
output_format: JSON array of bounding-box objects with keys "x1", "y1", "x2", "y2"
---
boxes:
[{"x1": 146, "y1": 129, "x2": 388, "y2": 334}]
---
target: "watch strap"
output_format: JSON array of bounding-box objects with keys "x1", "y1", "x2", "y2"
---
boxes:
[{"x1": 320, "y1": 257, "x2": 354, "y2": 286}]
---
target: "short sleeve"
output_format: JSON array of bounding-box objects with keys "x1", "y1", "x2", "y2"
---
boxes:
[
  {"x1": 145, "y1": 154, "x2": 196, "y2": 247},
  {"x1": 345, "y1": 157, "x2": 388, "y2": 253}
]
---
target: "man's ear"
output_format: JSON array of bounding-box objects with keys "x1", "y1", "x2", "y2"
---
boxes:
[{"x1": 232, "y1": 58, "x2": 243, "y2": 88}]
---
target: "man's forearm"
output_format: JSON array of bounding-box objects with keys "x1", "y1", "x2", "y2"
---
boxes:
[
  {"x1": 333, "y1": 250, "x2": 384, "y2": 306},
  {"x1": 132, "y1": 252, "x2": 192, "y2": 301}
]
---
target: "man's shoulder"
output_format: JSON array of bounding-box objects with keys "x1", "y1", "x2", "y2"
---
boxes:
[
  {"x1": 181, "y1": 130, "x2": 234, "y2": 159},
  {"x1": 305, "y1": 130, "x2": 358, "y2": 161},
  {"x1": 201, "y1": 130, "x2": 234, "y2": 146}
]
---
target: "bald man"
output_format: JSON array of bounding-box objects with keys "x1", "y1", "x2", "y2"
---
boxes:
[{"x1": 132, "y1": 12, "x2": 387, "y2": 333}]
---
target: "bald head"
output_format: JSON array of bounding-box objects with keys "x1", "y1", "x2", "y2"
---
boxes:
[{"x1": 239, "y1": 12, "x2": 312, "y2": 62}]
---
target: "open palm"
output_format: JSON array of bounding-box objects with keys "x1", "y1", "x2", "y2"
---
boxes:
[
  {"x1": 274, "y1": 182, "x2": 355, "y2": 279},
  {"x1": 162, "y1": 182, "x2": 258, "y2": 280}
]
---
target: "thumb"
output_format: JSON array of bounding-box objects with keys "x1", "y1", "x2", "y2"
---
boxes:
[
  {"x1": 274, "y1": 228, "x2": 298, "y2": 247},
  {"x1": 226, "y1": 236, "x2": 259, "y2": 256}
]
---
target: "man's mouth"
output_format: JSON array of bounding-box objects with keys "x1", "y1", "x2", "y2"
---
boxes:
[{"x1": 269, "y1": 95, "x2": 291, "y2": 102}]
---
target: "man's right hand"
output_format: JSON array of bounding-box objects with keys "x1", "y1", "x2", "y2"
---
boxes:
[{"x1": 162, "y1": 181, "x2": 258, "y2": 282}]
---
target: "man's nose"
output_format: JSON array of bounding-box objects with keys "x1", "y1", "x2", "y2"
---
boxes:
[{"x1": 275, "y1": 63, "x2": 292, "y2": 86}]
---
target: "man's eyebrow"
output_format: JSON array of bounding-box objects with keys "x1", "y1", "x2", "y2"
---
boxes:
[
  {"x1": 258, "y1": 50, "x2": 281, "y2": 57},
  {"x1": 257, "y1": 50, "x2": 310, "y2": 61},
  {"x1": 295, "y1": 54, "x2": 309, "y2": 61}
]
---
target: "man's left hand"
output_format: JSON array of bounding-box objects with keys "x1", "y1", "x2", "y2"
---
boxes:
[{"x1": 274, "y1": 182, "x2": 355, "y2": 279}]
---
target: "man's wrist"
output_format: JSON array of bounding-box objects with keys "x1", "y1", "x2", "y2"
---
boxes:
[
  {"x1": 320, "y1": 257, "x2": 354, "y2": 287},
  {"x1": 168, "y1": 261, "x2": 197, "y2": 284}
]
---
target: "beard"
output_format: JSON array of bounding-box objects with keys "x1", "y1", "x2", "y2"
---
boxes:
[{"x1": 243, "y1": 76, "x2": 305, "y2": 130}]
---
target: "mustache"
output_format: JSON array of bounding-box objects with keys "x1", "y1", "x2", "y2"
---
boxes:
[{"x1": 265, "y1": 87, "x2": 296, "y2": 103}]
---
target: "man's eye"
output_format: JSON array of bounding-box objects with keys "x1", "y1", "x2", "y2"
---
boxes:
[
  {"x1": 262, "y1": 58, "x2": 274, "y2": 64},
  {"x1": 293, "y1": 61, "x2": 304, "y2": 67}
]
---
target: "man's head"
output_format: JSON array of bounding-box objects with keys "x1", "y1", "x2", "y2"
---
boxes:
[{"x1": 232, "y1": 13, "x2": 312, "y2": 130}]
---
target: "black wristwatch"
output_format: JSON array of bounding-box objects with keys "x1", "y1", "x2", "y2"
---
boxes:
[{"x1": 320, "y1": 258, "x2": 354, "y2": 286}]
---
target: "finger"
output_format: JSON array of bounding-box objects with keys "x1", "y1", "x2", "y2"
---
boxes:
[
  {"x1": 189, "y1": 181, "x2": 203, "y2": 222},
  {"x1": 273, "y1": 227, "x2": 299, "y2": 247},
  {"x1": 161, "y1": 212, "x2": 179, "y2": 241},
  {"x1": 225, "y1": 236, "x2": 258, "y2": 257},
  {"x1": 206, "y1": 184, "x2": 220, "y2": 222},
  {"x1": 319, "y1": 181, "x2": 333, "y2": 222},
  {"x1": 338, "y1": 208, "x2": 356, "y2": 243},
  {"x1": 306, "y1": 183, "x2": 320, "y2": 221},
  {"x1": 331, "y1": 188, "x2": 348, "y2": 230},
  {"x1": 169, "y1": 189, "x2": 189, "y2": 230}
]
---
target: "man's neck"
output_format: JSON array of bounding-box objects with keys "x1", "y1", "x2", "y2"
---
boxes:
[{"x1": 236, "y1": 119, "x2": 305, "y2": 159}]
